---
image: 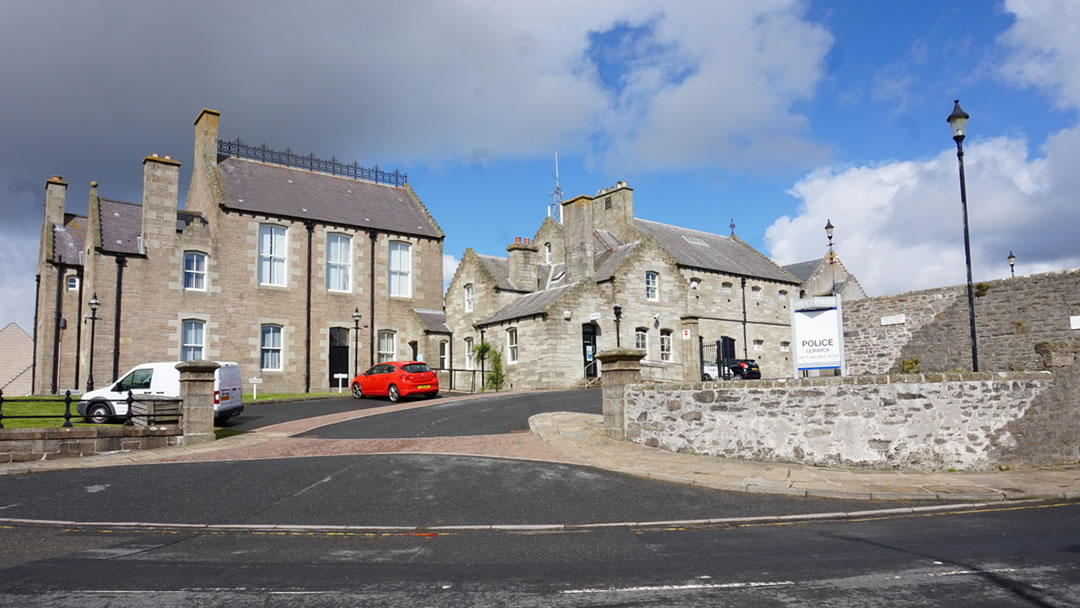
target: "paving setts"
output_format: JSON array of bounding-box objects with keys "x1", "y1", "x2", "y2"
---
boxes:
[{"x1": 2, "y1": 392, "x2": 1079, "y2": 503}]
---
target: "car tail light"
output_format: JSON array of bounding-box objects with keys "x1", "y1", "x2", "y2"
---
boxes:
[
  {"x1": 214, "y1": 390, "x2": 220, "y2": 405},
  {"x1": 739, "y1": 362, "x2": 748, "y2": 369}
]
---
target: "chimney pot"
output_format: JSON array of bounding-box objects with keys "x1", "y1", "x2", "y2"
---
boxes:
[{"x1": 515, "y1": 236, "x2": 521, "y2": 244}]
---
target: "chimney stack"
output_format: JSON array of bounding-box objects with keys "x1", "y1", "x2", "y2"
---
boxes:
[
  {"x1": 507, "y1": 237, "x2": 539, "y2": 291},
  {"x1": 141, "y1": 154, "x2": 181, "y2": 251},
  {"x1": 560, "y1": 195, "x2": 595, "y2": 282},
  {"x1": 186, "y1": 108, "x2": 221, "y2": 215}
]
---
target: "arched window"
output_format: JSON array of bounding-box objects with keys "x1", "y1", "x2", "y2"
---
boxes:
[
  {"x1": 66, "y1": 275, "x2": 79, "y2": 291},
  {"x1": 660, "y1": 330, "x2": 672, "y2": 362},
  {"x1": 464, "y1": 283, "x2": 474, "y2": 312},
  {"x1": 634, "y1": 327, "x2": 648, "y2": 351},
  {"x1": 507, "y1": 328, "x2": 518, "y2": 363},
  {"x1": 544, "y1": 242, "x2": 552, "y2": 264}
]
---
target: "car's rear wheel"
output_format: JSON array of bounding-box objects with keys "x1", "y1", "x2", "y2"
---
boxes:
[
  {"x1": 86, "y1": 402, "x2": 111, "y2": 424},
  {"x1": 425, "y1": 392, "x2": 439, "y2": 399},
  {"x1": 351, "y1": 382, "x2": 364, "y2": 399},
  {"x1": 387, "y1": 385, "x2": 400, "y2": 402}
]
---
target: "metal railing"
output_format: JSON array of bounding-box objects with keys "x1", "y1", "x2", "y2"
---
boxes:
[
  {"x1": 584, "y1": 361, "x2": 601, "y2": 388},
  {"x1": 0, "y1": 389, "x2": 180, "y2": 428},
  {"x1": 217, "y1": 138, "x2": 407, "y2": 186},
  {"x1": 437, "y1": 368, "x2": 500, "y2": 394}
]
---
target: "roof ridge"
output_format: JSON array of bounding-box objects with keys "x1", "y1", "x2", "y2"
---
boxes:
[
  {"x1": 224, "y1": 156, "x2": 405, "y2": 189},
  {"x1": 99, "y1": 198, "x2": 141, "y2": 207},
  {"x1": 635, "y1": 217, "x2": 730, "y2": 240},
  {"x1": 730, "y1": 234, "x2": 801, "y2": 283}
]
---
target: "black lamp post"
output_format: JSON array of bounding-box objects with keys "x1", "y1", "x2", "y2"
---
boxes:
[
  {"x1": 948, "y1": 99, "x2": 979, "y2": 372},
  {"x1": 85, "y1": 293, "x2": 100, "y2": 391},
  {"x1": 352, "y1": 307, "x2": 361, "y2": 377},
  {"x1": 824, "y1": 219, "x2": 836, "y2": 294},
  {"x1": 1008, "y1": 251, "x2": 1016, "y2": 278},
  {"x1": 613, "y1": 305, "x2": 622, "y2": 347}
]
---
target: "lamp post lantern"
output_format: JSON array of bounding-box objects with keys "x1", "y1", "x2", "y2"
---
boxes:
[
  {"x1": 352, "y1": 307, "x2": 361, "y2": 377},
  {"x1": 85, "y1": 293, "x2": 100, "y2": 392},
  {"x1": 948, "y1": 99, "x2": 979, "y2": 372},
  {"x1": 1008, "y1": 251, "x2": 1016, "y2": 278},
  {"x1": 824, "y1": 219, "x2": 836, "y2": 294},
  {"x1": 613, "y1": 305, "x2": 622, "y2": 347}
]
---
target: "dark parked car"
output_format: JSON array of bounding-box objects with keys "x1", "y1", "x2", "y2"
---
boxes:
[
  {"x1": 702, "y1": 359, "x2": 762, "y2": 380},
  {"x1": 351, "y1": 361, "x2": 439, "y2": 402}
]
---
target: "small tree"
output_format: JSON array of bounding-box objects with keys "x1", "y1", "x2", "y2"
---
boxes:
[{"x1": 472, "y1": 341, "x2": 505, "y2": 391}]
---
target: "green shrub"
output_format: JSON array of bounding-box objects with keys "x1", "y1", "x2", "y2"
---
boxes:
[
  {"x1": 974, "y1": 282, "x2": 990, "y2": 297},
  {"x1": 472, "y1": 341, "x2": 505, "y2": 391},
  {"x1": 900, "y1": 358, "x2": 921, "y2": 373}
]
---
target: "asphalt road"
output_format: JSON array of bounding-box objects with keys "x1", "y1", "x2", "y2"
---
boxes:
[
  {"x1": 0, "y1": 502, "x2": 1076, "y2": 606},
  {"x1": 309, "y1": 389, "x2": 601, "y2": 438}
]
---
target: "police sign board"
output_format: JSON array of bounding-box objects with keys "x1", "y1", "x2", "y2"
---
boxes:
[{"x1": 791, "y1": 295, "x2": 846, "y2": 375}]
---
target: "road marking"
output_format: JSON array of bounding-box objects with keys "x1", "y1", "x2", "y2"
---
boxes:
[
  {"x1": 928, "y1": 568, "x2": 1017, "y2": 578},
  {"x1": 85, "y1": 484, "x2": 109, "y2": 493},
  {"x1": 561, "y1": 580, "x2": 795, "y2": 594}
]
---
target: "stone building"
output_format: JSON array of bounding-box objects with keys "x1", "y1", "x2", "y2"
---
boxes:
[
  {"x1": 33, "y1": 109, "x2": 446, "y2": 395},
  {"x1": 782, "y1": 254, "x2": 866, "y2": 301},
  {"x1": 445, "y1": 182, "x2": 802, "y2": 389},
  {"x1": 0, "y1": 323, "x2": 33, "y2": 396}
]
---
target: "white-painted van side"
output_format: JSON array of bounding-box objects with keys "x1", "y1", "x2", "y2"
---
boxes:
[{"x1": 78, "y1": 362, "x2": 244, "y2": 423}]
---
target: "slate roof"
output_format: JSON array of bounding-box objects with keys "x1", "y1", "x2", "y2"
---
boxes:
[
  {"x1": 477, "y1": 254, "x2": 526, "y2": 292},
  {"x1": 217, "y1": 158, "x2": 442, "y2": 239},
  {"x1": 52, "y1": 214, "x2": 86, "y2": 265},
  {"x1": 98, "y1": 199, "x2": 143, "y2": 255},
  {"x1": 634, "y1": 219, "x2": 798, "y2": 284},
  {"x1": 414, "y1": 309, "x2": 450, "y2": 334},
  {"x1": 593, "y1": 242, "x2": 638, "y2": 282},
  {"x1": 479, "y1": 284, "x2": 572, "y2": 326},
  {"x1": 782, "y1": 259, "x2": 822, "y2": 283}
]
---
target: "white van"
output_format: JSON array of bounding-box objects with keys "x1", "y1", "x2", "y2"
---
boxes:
[{"x1": 78, "y1": 361, "x2": 243, "y2": 424}]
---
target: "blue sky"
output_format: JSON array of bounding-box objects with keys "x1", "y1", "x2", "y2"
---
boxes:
[{"x1": 2, "y1": 0, "x2": 1079, "y2": 333}]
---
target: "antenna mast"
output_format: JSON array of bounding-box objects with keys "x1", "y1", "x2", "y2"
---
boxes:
[{"x1": 548, "y1": 152, "x2": 563, "y2": 222}]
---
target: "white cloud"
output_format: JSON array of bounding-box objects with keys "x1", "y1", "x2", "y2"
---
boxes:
[
  {"x1": 998, "y1": 0, "x2": 1080, "y2": 110},
  {"x1": 765, "y1": 128, "x2": 1080, "y2": 296},
  {"x1": 443, "y1": 253, "x2": 460, "y2": 292}
]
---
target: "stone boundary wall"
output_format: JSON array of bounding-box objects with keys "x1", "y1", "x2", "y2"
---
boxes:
[
  {"x1": 844, "y1": 269, "x2": 1080, "y2": 375},
  {"x1": 0, "y1": 425, "x2": 182, "y2": 463},
  {"x1": 622, "y1": 370, "x2": 1073, "y2": 472}
]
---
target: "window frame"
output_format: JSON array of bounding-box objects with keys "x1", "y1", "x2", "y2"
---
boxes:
[
  {"x1": 464, "y1": 283, "x2": 473, "y2": 313},
  {"x1": 544, "y1": 242, "x2": 552, "y2": 264},
  {"x1": 377, "y1": 330, "x2": 396, "y2": 363},
  {"x1": 721, "y1": 282, "x2": 733, "y2": 295},
  {"x1": 660, "y1": 329, "x2": 672, "y2": 362},
  {"x1": 464, "y1": 337, "x2": 474, "y2": 369},
  {"x1": 258, "y1": 225, "x2": 287, "y2": 287},
  {"x1": 181, "y1": 319, "x2": 205, "y2": 361},
  {"x1": 778, "y1": 289, "x2": 788, "y2": 301},
  {"x1": 326, "y1": 233, "x2": 352, "y2": 293},
  {"x1": 753, "y1": 339, "x2": 764, "y2": 351},
  {"x1": 751, "y1": 286, "x2": 762, "y2": 299},
  {"x1": 388, "y1": 241, "x2": 412, "y2": 298},
  {"x1": 66, "y1": 275, "x2": 79, "y2": 291},
  {"x1": 183, "y1": 251, "x2": 207, "y2": 291},
  {"x1": 507, "y1": 328, "x2": 518, "y2": 364},
  {"x1": 260, "y1": 324, "x2": 283, "y2": 371},
  {"x1": 645, "y1": 271, "x2": 659, "y2": 301},
  {"x1": 439, "y1": 341, "x2": 448, "y2": 369},
  {"x1": 634, "y1": 327, "x2": 648, "y2": 352},
  {"x1": 780, "y1": 341, "x2": 791, "y2": 352}
]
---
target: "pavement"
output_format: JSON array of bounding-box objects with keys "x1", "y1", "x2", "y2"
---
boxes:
[{"x1": 3, "y1": 391, "x2": 1080, "y2": 504}]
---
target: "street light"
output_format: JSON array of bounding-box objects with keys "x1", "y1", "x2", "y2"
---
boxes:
[
  {"x1": 824, "y1": 219, "x2": 836, "y2": 294},
  {"x1": 352, "y1": 307, "x2": 361, "y2": 377},
  {"x1": 1008, "y1": 251, "x2": 1016, "y2": 278},
  {"x1": 85, "y1": 293, "x2": 100, "y2": 391},
  {"x1": 613, "y1": 305, "x2": 622, "y2": 347},
  {"x1": 948, "y1": 99, "x2": 979, "y2": 372}
]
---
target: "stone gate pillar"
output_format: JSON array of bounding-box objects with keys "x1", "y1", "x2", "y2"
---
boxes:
[
  {"x1": 596, "y1": 348, "x2": 644, "y2": 440},
  {"x1": 176, "y1": 360, "x2": 219, "y2": 446},
  {"x1": 680, "y1": 316, "x2": 701, "y2": 382}
]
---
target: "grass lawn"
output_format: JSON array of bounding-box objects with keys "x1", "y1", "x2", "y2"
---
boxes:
[{"x1": 0, "y1": 396, "x2": 102, "y2": 429}]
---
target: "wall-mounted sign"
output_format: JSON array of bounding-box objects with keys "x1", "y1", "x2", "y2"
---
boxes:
[
  {"x1": 1072, "y1": 315, "x2": 1080, "y2": 330},
  {"x1": 682, "y1": 328, "x2": 692, "y2": 340},
  {"x1": 589, "y1": 312, "x2": 602, "y2": 321},
  {"x1": 791, "y1": 295, "x2": 846, "y2": 375},
  {"x1": 881, "y1": 314, "x2": 906, "y2": 326}
]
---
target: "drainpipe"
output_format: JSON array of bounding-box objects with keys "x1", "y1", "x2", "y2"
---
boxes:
[
  {"x1": 113, "y1": 256, "x2": 125, "y2": 382},
  {"x1": 740, "y1": 277, "x2": 748, "y2": 360},
  {"x1": 51, "y1": 257, "x2": 64, "y2": 394},
  {"x1": 304, "y1": 220, "x2": 314, "y2": 393},
  {"x1": 448, "y1": 333, "x2": 454, "y2": 391},
  {"x1": 368, "y1": 229, "x2": 377, "y2": 366},
  {"x1": 479, "y1": 328, "x2": 486, "y2": 389},
  {"x1": 73, "y1": 268, "x2": 83, "y2": 390},
  {"x1": 32, "y1": 274, "x2": 40, "y2": 392}
]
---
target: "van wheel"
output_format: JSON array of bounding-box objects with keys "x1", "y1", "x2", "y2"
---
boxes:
[
  {"x1": 351, "y1": 382, "x2": 364, "y2": 399},
  {"x1": 387, "y1": 385, "x2": 400, "y2": 403},
  {"x1": 86, "y1": 402, "x2": 112, "y2": 424}
]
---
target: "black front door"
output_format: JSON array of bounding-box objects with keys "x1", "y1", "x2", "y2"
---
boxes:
[
  {"x1": 329, "y1": 327, "x2": 350, "y2": 387},
  {"x1": 582, "y1": 323, "x2": 597, "y2": 378}
]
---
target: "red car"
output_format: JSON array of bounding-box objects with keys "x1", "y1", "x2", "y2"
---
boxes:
[{"x1": 351, "y1": 360, "x2": 439, "y2": 402}]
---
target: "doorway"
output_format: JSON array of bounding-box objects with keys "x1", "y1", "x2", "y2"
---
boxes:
[
  {"x1": 581, "y1": 323, "x2": 597, "y2": 378},
  {"x1": 329, "y1": 327, "x2": 350, "y2": 386}
]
